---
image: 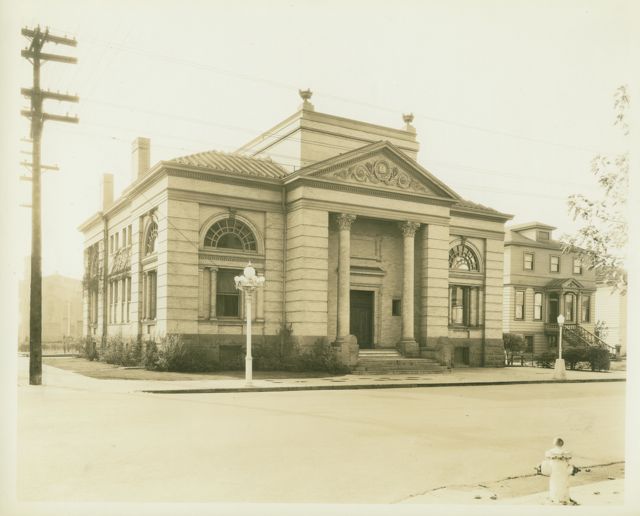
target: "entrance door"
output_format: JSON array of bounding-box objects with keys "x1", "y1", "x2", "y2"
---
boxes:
[
  {"x1": 350, "y1": 290, "x2": 374, "y2": 349},
  {"x1": 548, "y1": 293, "x2": 559, "y2": 322}
]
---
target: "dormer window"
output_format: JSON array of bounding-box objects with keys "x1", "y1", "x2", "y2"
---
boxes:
[{"x1": 537, "y1": 231, "x2": 550, "y2": 241}]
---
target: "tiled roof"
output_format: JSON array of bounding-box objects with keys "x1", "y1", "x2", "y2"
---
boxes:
[
  {"x1": 170, "y1": 150, "x2": 287, "y2": 179},
  {"x1": 452, "y1": 199, "x2": 506, "y2": 216}
]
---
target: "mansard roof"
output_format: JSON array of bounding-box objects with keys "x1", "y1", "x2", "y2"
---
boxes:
[
  {"x1": 505, "y1": 230, "x2": 563, "y2": 249},
  {"x1": 170, "y1": 150, "x2": 287, "y2": 179}
]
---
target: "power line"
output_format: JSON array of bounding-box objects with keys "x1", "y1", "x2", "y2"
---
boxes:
[{"x1": 40, "y1": 25, "x2": 609, "y2": 155}]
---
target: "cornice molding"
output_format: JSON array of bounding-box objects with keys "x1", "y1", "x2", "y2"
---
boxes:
[
  {"x1": 449, "y1": 226, "x2": 506, "y2": 241},
  {"x1": 290, "y1": 176, "x2": 455, "y2": 207},
  {"x1": 167, "y1": 187, "x2": 283, "y2": 213},
  {"x1": 287, "y1": 198, "x2": 450, "y2": 226}
]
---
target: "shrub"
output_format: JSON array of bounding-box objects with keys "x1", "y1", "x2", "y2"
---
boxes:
[
  {"x1": 144, "y1": 335, "x2": 220, "y2": 372},
  {"x1": 586, "y1": 347, "x2": 611, "y2": 372},
  {"x1": 77, "y1": 336, "x2": 98, "y2": 361},
  {"x1": 535, "y1": 351, "x2": 557, "y2": 368},
  {"x1": 562, "y1": 347, "x2": 587, "y2": 370},
  {"x1": 503, "y1": 333, "x2": 525, "y2": 365}
]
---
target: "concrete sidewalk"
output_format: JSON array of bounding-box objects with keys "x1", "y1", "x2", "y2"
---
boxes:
[
  {"x1": 401, "y1": 478, "x2": 625, "y2": 505},
  {"x1": 18, "y1": 356, "x2": 626, "y2": 395}
]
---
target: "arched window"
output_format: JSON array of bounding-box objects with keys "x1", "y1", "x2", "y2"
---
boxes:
[
  {"x1": 449, "y1": 242, "x2": 480, "y2": 271},
  {"x1": 204, "y1": 218, "x2": 257, "y2": 252},
  {"x1": 145, "y1": 222, "x2": 158, "y2": 256}
]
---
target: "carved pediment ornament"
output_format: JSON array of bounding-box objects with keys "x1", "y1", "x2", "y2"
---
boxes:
[{"x1": 328, "y1": 159, "x2": 428, "y2": 193}]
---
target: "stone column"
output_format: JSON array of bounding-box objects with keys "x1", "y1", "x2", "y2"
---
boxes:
[
  {"x1": 399, "y1": 221, "x2": 420, "y2": 357},
  {"x1": 336, "y1": 213, "x2": 356, "y2": 342},
  {"x1": 209, "y1": 267, "x2": 217, "y2": 319}
]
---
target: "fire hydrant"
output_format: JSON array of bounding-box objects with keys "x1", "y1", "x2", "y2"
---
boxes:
[{"x1": 535, "y1": 437, "x2": 580, "y2": 504}]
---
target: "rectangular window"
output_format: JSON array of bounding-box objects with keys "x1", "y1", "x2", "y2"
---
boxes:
[
  {"x1": 216, "y1": 269, "x2": 241, "y2": 317},
  {"x1": 515, "y1": 289, "x2": 525, "y2": 320},
  {"x1": 449, "y1": 286, "x2": 480, "y2": 327},
  {"x1": 115, "y1": 233, "x2": 119, "y2": 251},
  {"x1": 110, "y1": 235, "x2": 114, "y2": 253},
  {"x1": 582, "y1": 295, "x2": 590, "y2": 322},
  {"x1": 126, "y1": 277, "x2": 131, "y2": 322},
  {"x1": 573, "y1": 258, "x2": 582, "y2": 275},
  {"x1": 523, "y1": 253, "x2": 534, "y2": 271},
  {"x1": 564, "y1": 293, "x2": 574, "y2": 322},
  {"x1": 392, "y1": 299, "x2": 402, "y2": 316},
  {"x1": 537, "y1": 231, "x2": 550, "y2": 241},
  {"x1": 149, "y1": 271, "x2": 157, "y2": 320},
  {"x1": 550, "y1": 255, "x2": 560, "y2": 273},
  {"x1": 114, "y1": 280, "x2": 119, "y2": 323},
  {"x1": 127, "y1": 225, "x2": 132, "y2": 246},
  {"x1": 534, "y1": 292, "x2": 543, "y2": 320}
]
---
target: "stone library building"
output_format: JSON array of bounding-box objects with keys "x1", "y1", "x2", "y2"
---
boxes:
[{"x1": 79, "y1": 91, "x2": 512, "y2": 368}]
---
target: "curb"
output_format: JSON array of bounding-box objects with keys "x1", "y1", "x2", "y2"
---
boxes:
[{"x1": 141, "y1": 376, "x2": 625, "y2": 394}]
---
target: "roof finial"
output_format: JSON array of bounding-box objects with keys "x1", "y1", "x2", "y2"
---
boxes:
[
  {"x1": 299, "y1": 89, "x2": 314, "y2": 111},
  {"x1": 402, "y1": 113, "x2": 416, "y2": 133}
]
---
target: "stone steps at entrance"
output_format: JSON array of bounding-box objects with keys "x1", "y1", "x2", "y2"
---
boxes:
[{"x1": 353, "y1": 349, "x2": 446, "y2": 374}]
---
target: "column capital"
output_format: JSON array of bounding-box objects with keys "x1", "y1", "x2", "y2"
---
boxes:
[
  {"x1": 399, "y1": 221, "x2": 420, "y2": 237},
  {"x1": 335, "y1": 213, "x2": 356, "y2": 231}
]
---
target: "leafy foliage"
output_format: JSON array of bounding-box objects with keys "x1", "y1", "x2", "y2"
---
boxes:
[
  {"x1": 503, "y1": 333, "x2": 525, "y2": 365},
  {"x1": 563, "y1": 86, "x2": 629, "y2": 294},
  {"x1": 534, "y1": 352, "x2": 557, "y2": 368},
  {"x1": 585, "y1": 347, "x2": 611, "y2": 372},
  {"x1": 562, "y1": 347, "x2": 587, "y2": 370},
  {"x1": 594, "y1": 320, "x2": 609, "y2": 342}
]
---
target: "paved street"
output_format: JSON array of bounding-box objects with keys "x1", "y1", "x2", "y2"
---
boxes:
[{"x1": 17, "y1": 372, "x2": 625, "y2": 504}]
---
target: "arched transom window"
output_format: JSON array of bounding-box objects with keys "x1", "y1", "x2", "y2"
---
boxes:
[
  {"x1": 145, "y1": 222, "x2": 158, "y2": 256},
  {"x1": 204, "y1": 218, "x2": 257, "y2": 251},
  {"x1": 449, "y1": 242, "x2": 480, "y2": 271}
]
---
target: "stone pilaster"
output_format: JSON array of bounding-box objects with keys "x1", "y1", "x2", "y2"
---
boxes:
[
  {"x1": 398, "y1": 221, "x2": 420, "y2": 357},
  {"x1": 420, "y1": 224, "x2": 450, "y2": 360},
  {"x1": 209, "y1": 267, "x2": 217, "y2": 319}
]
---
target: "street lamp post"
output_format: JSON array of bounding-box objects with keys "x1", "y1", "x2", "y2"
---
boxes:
[
  {"x1": 234, "y1": 262, "x2": 265, "y2": 386},
  {"x1": 554, "y1": 314, "x2": 566, "y2": 380}
]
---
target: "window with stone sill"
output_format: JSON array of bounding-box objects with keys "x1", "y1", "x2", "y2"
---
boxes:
[
  {"x1": 449, "y1": 285, "x2": 480, "y2": 327},
  {"x1": 216, "y1": 269, "x2": 242, "y2": 318}
]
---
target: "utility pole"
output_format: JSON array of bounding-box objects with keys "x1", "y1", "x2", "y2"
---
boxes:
[{"x1": 21, "y1": 26, "x2": 78, "y2": 385}]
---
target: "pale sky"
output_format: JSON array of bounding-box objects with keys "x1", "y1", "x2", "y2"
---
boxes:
[{"x1": 1, "y1": 0, "x2": 635, "y2": 282}]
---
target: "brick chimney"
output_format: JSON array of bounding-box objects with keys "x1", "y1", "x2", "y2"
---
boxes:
[
  {"x1": 131, "y1": 137, "x2": 151, "y2": 182},
  {"x1": 101, "y1": 173, "x2": 114, "y2": 211}
]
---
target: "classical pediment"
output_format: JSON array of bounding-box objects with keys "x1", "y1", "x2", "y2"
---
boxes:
[
  {"x1": 296, "y1": 141, "x2": 460, "y2": 200},
  {"x1": 546, "y1": 278, "x2": 585, "y2": 290}
]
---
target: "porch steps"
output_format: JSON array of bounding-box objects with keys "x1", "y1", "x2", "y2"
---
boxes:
[{"x1": 353, "y1": 349, "x2": 446, "y2": 374}]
